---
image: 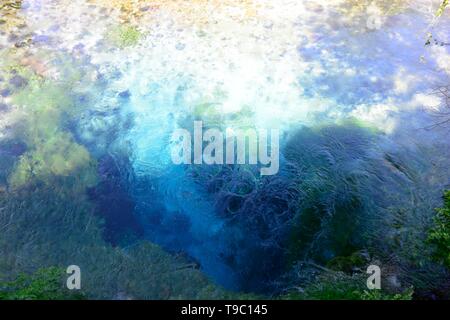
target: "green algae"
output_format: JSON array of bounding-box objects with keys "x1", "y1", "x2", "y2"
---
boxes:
[
  {"x1": 192, "y1": 99, "x2": 256, "y2": 130},
  {"x1": 6, "y1": 62, "x2": 98, "y2": 191},
  {"x1": 338, "y1": 117, "x2": 383, "y2": 135},
  {"x1": 8, "y1": 132, "x2": 97, "y2": 191},
  {"x1": 194, "y1": 102, "x2": 224, "y2": 126},
  {"x1": 0, "y1": 267, "x2": 86, "y2": 300},
  {"x1": 106, "y1": 24, "x2": 142, "y2": 48},
  {"x1": 282, "y1": 272, "x2": 413, "y2": 300},
  {"x1": 309, "y1": 117, "x2": 383, "y2": 136}
]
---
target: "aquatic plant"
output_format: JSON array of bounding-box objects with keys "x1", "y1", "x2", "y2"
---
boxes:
[
  {"x1": 174, "y1": 123, "x2": 376, "y2": 291},
  {"x1": 282, "y1": 272, "x2": 413, "y2": 300},
  {"x1": 8, "y1": 132, "x2": 98, "y2": 191},
  {"x1": 6, "y1": 60, "x2": 99, "y2": 191},
  {"x1": 178, "y1": 121, "x2": 448, "y2": 294},
  {"x1": 284, "y1": 123, "x2": 379, "y2": 263},
  {"x1": 283, "y1": 124, "x2": 449, "y2": 297},
  {"x1": 326, "y1": 251, "x2": 370, "y2": 274},
  {"x1": 0, "y1": 187, "x2": 229, "y2": 299},
  {"x1": 185, "y1": 92, "x2": 256, "y2": 130},
  {"x1": 0, "y1": 267, "x2": 85, "y2": 300},
  {"x1": 106, "y1": 24, "x2": 141, "y2": 49},
  {"x1": 88, "y1": 153, "x2": 143, "y2": 246},
  {"x1": 1, "y1": 0, "x2": 449, "y2": 301}
]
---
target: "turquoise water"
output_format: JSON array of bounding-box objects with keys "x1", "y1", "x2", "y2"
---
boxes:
[{"x1": 1, "y1": 0, "x2": 450, "y2": 296}]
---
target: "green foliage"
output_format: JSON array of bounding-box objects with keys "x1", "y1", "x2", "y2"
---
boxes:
[
  {"x1": 106, "y1": 24, "x2": 141, "y2": 48},
  {"x1": 427, "y1": 190, "x2": 450, "y2": 268},
  {"x1": 359, "y1": 287, "x2": 414, "y2": 300},
  {"x1": 326, "y1": 251, "x2": 369, "y2": 273},
  {"x1": 282, "y1": 273, "x2": 413, "y2": 300},
  {"x1": 0, "y1": 267, "x2": 85, "y2": 300}
]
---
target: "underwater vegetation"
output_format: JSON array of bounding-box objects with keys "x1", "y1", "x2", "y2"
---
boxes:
[
  {"x1": 1, "y1": 0, "x2": 450, "y2": 301},
  {"x1": 8, "y1": 131, "x2": 97, "y2": 191},
  {"x1": 87, "y1": 153, "x2": 144, "y2": 246},
  {"x1": 142, "y1": 120, "x2": 448, "y2": 297},
  {"x1": 0, "y1": 267, "x2": 86, "y2": 300},
  {"x1": 0, "y1": 50, "x2": 231, "y2": 299},
  {"x1": 3, "y1": 60, "x2": 98, "y2": 192},
  {"x1": 106, "y1": 24, "x2": 142, "y2": 49},
  {"x1": 0, "y1": 185, "x2": 232, "y2": 299},
  {"x1": 282, "y1": 272, "x2": 414, "y2": 300}
]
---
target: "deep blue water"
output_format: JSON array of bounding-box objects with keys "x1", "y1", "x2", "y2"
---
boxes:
[{"x1": 1, "y1": 0, "x2": 450, "y2": 295}]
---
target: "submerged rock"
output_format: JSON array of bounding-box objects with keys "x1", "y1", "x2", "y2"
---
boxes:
[
  {"x1": 118, "y1": 90, "x2": 131, "y2": 99},
  {"x1": 0, "y1": 103, "x2": 9, "y2": 112},
  {"x1": 14, "y1": 41, "x2": 28, "y2": 48},
  {"x1": 7, "y1": 33, "x2": 19, "y2": 42},
  {"x1": 32, "y1": 34, "x2": 52, "y2": 44},
  {"x1": 9, "y1": 75, "x2": 28, "y2": 88},
  {"x1": 0, "y1": 89, "x2": 11, "y2": 97}
]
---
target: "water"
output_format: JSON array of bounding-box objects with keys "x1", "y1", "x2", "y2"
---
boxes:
[{"x1": 1, "y1": 0, "x2": 449, "y2": 294}]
